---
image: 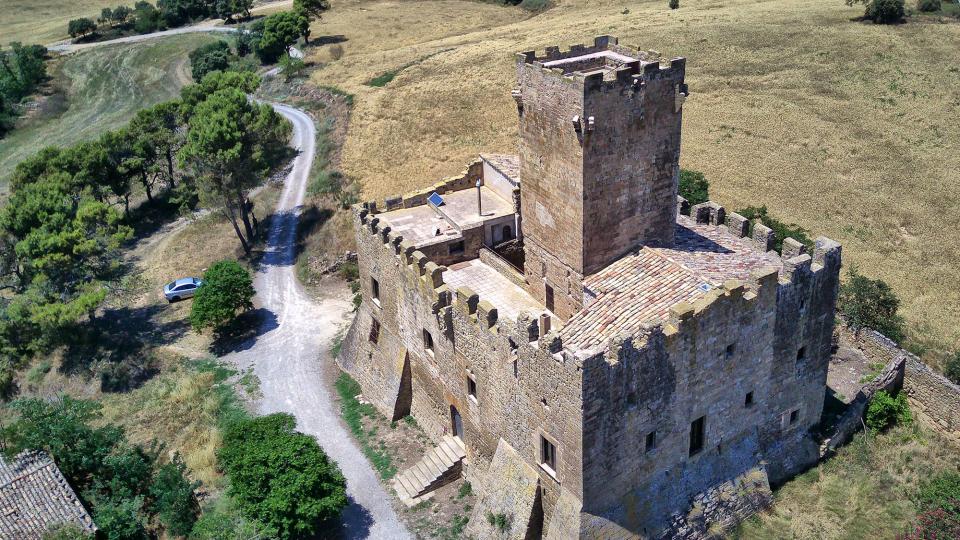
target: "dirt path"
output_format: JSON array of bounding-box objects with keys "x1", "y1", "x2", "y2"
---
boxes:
[{"x1": 223, "y1": 103, "x2": 410, "y2": 539}]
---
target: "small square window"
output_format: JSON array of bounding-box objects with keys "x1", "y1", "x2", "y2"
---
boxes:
[
  {"x1": 467, "y1": 373, "x2": 477, "y2": 401},
  {"x1": 371, "y1": 277, "x2": 380, "y2": 302},
  {"x1": 540, "y1": 435, "x2": 557, "y2": 472},
  {"x1": 725, "y1": 343, "x2": 736, "y2": 358},
  {"x1": 422, "y1": 329, "x2": 434, "y2": 354},
  {"x1": 689, "y1": 416, "x2": 705, "y2": 457},
  {"x1": 449, "y1": 240, "x2": 465, "y2": 256},
  {"x1": 790, "y1": 409, "x2": 799, "y2": 425},
  {"x1": 744, "y1": 391, "x2": 754, "y2": 407},
  {"x1": 368, "y1": 318, "x2": 380, "y2": 344},
  {"x1": 796, "y1": 346, "x2": 806, "y2": 361},
  {"x1": 645, "y1": 431, "x2": 657, "y2": 453}
]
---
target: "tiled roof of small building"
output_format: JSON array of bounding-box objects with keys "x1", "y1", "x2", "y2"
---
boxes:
[
  {"x1": 559, "y1": 215, "x2": 784, "y2": 350},
  {"x1": 480, "y1": 154, "x2": 520, "y2": 182},
  {"x1": 0, "y1": 451, "x2": 96, "y2": 539}
]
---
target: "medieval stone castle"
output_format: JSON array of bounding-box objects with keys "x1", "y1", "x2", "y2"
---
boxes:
[{"x1": 338, "y1": 36, "x2": 842, "y2": 539}]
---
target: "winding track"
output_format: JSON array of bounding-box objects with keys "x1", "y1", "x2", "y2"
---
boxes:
[{"x1": 223, "y1": 104, "x2": 410, "y2": 538}]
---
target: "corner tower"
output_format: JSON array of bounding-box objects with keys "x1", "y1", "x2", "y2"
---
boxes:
[{"x1": 514, "y1": 36, "x2": 688, "y2": 320}]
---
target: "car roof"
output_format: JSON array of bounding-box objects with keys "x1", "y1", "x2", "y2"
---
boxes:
[{"x1": 173, "y1": 277, "x2": 199, "y2": 287}]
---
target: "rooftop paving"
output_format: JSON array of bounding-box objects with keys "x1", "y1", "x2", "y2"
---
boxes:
[
  {"x1": 444, "y1": 258, "x2": 549, "y2": 323},
  {"x1": 379, "y1": 186, "x2": 514, "y2": 248}
]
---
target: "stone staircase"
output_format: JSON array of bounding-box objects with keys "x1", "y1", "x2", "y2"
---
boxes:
[{"x1": 392, "y1": 435, "x2": 466, "y2": 506}]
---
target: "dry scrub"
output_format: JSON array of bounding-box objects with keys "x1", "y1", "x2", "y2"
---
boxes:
[{"x1": 305, "y1": 0, "x2": 960, "y2": 354}]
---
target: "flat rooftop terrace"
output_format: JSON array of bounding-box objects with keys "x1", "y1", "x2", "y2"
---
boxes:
[
  {"x1": 377, "y1": 186, "x2": 514, "y2": 248},
  {"x1": 444, "y1": 258, "x2": 550, "y2": 323}
]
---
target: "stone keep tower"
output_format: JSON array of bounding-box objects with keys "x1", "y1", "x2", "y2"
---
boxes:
[{"x1": 515, "y1": 36, "x2": 688, "y2": 320}]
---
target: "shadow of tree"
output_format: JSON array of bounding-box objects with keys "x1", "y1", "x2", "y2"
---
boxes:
[{"x1": 209, "y1": 307, "x2": 280, "y2": 355}]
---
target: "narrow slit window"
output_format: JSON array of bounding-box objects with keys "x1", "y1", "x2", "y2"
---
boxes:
[
  {"x1": 545, "y1": 283, "x2": 555, "y2": 312},
  {"x1": 645, "y1": 431, "x2": 657, "y2": 453},
  {"x1": 371, "y1": 277, "x2": 380, "y2": 303},
  {"x1": 725, "y1": 343, "x2": 736, "y2": 358},
  {"x1": 540, "y1": 435, "x2": 557, "y2": 472},
  {"x1": 689, "y1": 416, "x2": 705, "y2": 457},
  {"x1": 467, "y1": 373, "x2": 477, "y2": 401},
  {"x1": 423, "y1": 329, "x2": 434, "y2": 354},
  {"x1": 796, "y1": 346, "x2": 806, "y2": 361},
  {"x1": 790, "y1": 409, "x2": 799, "y2": 425},
  {"x1": 744, "y1": 391, "x2": 754, "y2": 407}
]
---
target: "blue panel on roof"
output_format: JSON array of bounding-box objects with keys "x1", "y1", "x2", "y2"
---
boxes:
[{"x1": 428, "y1": 192, "x2": 445, "y2": 207}]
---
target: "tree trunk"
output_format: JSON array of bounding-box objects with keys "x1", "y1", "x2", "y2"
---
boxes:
[
  {"x1": 142, "y1": 170, "x2": 153, "y2": 202},
  {"x1": 224, "y1": 202, "x2": 251, "y2": 254},
  {"x1": 124, "y1": 194, "x2": 130, "y2": 217},
  {"x1": 165, "y1": 148, "x2": 175, "y2": 188}
]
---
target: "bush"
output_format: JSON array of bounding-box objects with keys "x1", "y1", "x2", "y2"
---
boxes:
[
  {"x1": 736, "y1": 205, "x2": 814, "y2": 253},
  {"x1": 149, "y1": 455, "x2": 200, "y2": 536},
  {"x1": 279, "y1": 54, "x2": 306, "y2": 80},
  {"x1": 839, "y1": 266, "x2": 906, "y2": 343},
  {"x1": 678, "y1": 169, "x2": 709, "y2": 205},
  {"x1": 901, "y1": 506, "x2": 960, "y2": 539},
  {"x1": 42, "y1": 523, "x2": 88, "y2": 540},
  {"x1": 189, "y1": 41, "x2": 233, "y2": 82},
  {"x1": 945, "y1": 352, "x2": 960, "y2": 385},
  {"x1": 917, "y1": 0, "x2": 941, "y2": 10},
  {"x1": 519, "y1": 0, "x2": 550, "y2": 10},
  {"x1": 217, "y1": 414, "x2": 348, "y2": 539},
  {"x1": 670, "y1": 0, "x2": 680, "y2": 8},
  {"x1": 915, "y1": 471, "x2": 960, "y2": 514},
  {"x1": 865, "y1": 390, "x2": 911, "y2": 432},
  {"x1": 866, "y1": 0, "x2": 905, "y2": 22},
  {"x1": 190, "y1": 261, "x2": 255, "y2": 332},
  {"x1": 68, "y1": 18, "x2": 98, "y2": 39}
]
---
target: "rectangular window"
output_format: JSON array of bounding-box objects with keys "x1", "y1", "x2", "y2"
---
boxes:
[
  {"x1": 790, "y1": 409, "x2": 799, "y2": 425},
  {"x1": 371, "y1": 277, "x2": 380, "y2": 303},
  {"x1": 467, "y1": 373, "x2": 477, "y2": 402},
  {"x1": 744, "y1": 391, "x2": 754, "y2": 407},
  {"x1": 689, "y1": 416, "x2": 705, "y2": 456},
  {"x1": 368, "y1": 318, "x2": 380, "y2": 344},
  {"x1": 545, "y1": 283, "x2": 555, "y2": 312},
  {"x1": 422, "y1": 329, "x2": 434, "y2": 355},
  {"x1": 645, "y1": 431, "x2": 657, "y2": 453},
  {"x1": 540, "y1": 435, "x2": 557, "y2": 472},
  {"x1": 449, "y1": 240, "x2": 465, "y2": 256},
  {"x1": 796, "y1": 346, "x2": 806, "y2": 361}
]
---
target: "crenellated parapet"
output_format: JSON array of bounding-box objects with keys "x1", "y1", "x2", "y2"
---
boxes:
[{"x1": 381, "y1": 159, "x2": 484, "y2": 211}]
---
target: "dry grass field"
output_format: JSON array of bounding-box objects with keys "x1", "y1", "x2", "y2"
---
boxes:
[{"x1": 306, "y1": 0, "x2": 960, "y2": 356}]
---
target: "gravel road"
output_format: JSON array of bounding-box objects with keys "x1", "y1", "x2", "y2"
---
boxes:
[{"x1": 224, "y1": 103, "x2": 411, "y2": 539}]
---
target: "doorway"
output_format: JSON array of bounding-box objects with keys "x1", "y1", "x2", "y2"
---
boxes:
[{"x1": 450, "y1": 405, "x2": 463, "y2": 439}]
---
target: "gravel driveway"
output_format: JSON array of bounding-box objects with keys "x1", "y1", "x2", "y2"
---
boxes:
[{"x1": 225, "y1": 103, "x2": 410, "y2": 539}]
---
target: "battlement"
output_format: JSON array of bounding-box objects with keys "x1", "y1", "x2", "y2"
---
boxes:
[{"x1": 516, "y1": 35, "x2": 686, "y2": 91}]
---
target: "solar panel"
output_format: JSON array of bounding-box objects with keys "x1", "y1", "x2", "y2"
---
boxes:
[{"x1": 428, "y1": 192, "x2": 444, "y2": 207}]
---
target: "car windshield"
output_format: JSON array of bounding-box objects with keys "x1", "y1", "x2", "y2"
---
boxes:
[{"x1": 166, "y1": 281, "x2": 177, "y2": 289}]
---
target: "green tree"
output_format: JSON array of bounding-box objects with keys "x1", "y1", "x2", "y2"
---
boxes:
[
  {"x1": 218, "y1": 414, "x2": 348, "y2": 539},
  {"x1": 68, "y1": 18, "x2": 98, "y2": 39},
  {"x1": 279, "y1": 54, "x2": 306, "y2": 80},
  {"x1": 149, "y1": 455, "x2": 200, "y2": 536},
  {"x1": 190, "y1": 260, "x2": 255, "y2": 331},
  {"x1": 864, "y1": 389, "x2": 911, "y2": 432},
  {"x1": 256, "y1": 11, "x2": 308, "y2": 63},
  {"x1": 133, "y1": 1, "x2": 164, "y2": 34},
  {"x1": 178, "y1": 86, "x2": 288, "y2": 252},
  {"x1": 678, "y1": 169, "x2": 708, "y2": 205},
  {"x1": 92, "y1": 496, "x2": 149, "y2": 540},
  {"x1": 846, "y1": 0, "x2": 905, "y2": 22},
  {"x1": 189, "y1": 40, "x2": 233, "y2": 81},
  {"x1": 216, "y1": 0, "x2": 253, "y2": 21},
  {"x1": 179, "y1": 69, "x2": 261, "y2": 116},
  {"x1": 293, "y1": 0, "x2": 329, "y2": 42},
  {"x1": 838, "y1": 266, "x2": 906, "y2": 343},
  {"x1": 0, "y1": 43, "x2": 48, "y2": 102}
]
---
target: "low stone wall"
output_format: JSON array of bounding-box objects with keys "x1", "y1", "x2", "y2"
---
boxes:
[
  {"x1": 822, "y1": 355, "x2": 905, "y2": 455},
  {"x1": 840, "y1": 327, "x2": 960, "y2": 436},
  {"x1": 478, "y1": 247, "x2": 525, "y2": 289}
]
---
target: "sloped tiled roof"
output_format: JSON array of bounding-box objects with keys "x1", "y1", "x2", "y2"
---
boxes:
[
  {"x1": 0, "y1": 451, "x2": 96, "y2": 539},
  {"x1": 559, "y1": 215, "x2": 784, "y2": 350}
]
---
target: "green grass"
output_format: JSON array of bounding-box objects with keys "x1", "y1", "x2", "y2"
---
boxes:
[
  {"x1": 365, "y1": 70, "x2": 398, "y2": 87},
  {"x1": 25, "y1": 359, "x2": 52, "y2": 385},
  {"x1": 0, "y1": 33, "x2": 219, "y2": 193},
  {"x1": 334, "y1": 371, "x2": 397, "y2": 479}
]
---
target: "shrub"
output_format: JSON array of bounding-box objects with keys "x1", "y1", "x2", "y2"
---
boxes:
[
  {"x1": 915, "y1": 471, "x2": 960, "y2": 514},
  {"x1": 279, "y1": 54, "x2": 306, "y2": 80},
  {"x1": 865, "y1": 390, "x2": 911, "y2": 432},
  {"x1": 917, "y1": 0, "x2": 941, "y2": 11},
  {"x1": 900, "y1": 506, "x2": 960, "y2": 539},
  {"x1": 945, "y1": 352, "x2": 960, "y2": 385},
  {"x1": 217, "y1": 414, "x2": 348, "y2": 539},
  {"x1": 328, "y1": 44, "x2": 344, "y2": 61},
  {"x1": 670, "y1": 0, "x2": 680, "y2": 8},
  {"x1": 839, "y1": 266, "x2": 906, "y2": 343},
  {"x1": 189, "y1": 41, "x2": 233, "y2": 82},
  {"x1": 678, "y1": 169, "x2": 709, "y2": 205},
  {"x1": 42, "y1": 523, "x2": 88, "y2": 540},
  {"x1": 736, "y1": 205, "x2": 814, "y2": 252},
  {"x1": 149, "y1": 455, "x2": 200, "y2": 536},
  {"x1": 519, "y1": 0, "x2": 550, "y2": 11},
  {"x1": 190, "y1": 261, "x2": 255, "y2": 333},
  {"x1": 866, "y1": 0, "x2": 905, "y2": 22}
]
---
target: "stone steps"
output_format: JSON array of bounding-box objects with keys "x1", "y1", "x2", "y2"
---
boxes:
[{"x1": 392, "y1": 435, "x2": 466, "y2": 506}]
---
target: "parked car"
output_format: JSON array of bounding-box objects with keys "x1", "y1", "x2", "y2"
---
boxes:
[{"x1": 164, "y1": 277, "x2": 203, "y2": 302}]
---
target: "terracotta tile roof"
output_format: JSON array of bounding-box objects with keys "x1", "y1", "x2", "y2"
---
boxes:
[
  {"x1": 480, "y1": 154, "x2": 520, "y2": 183},
  {"x1": 559, "y1": 216, "x2": 784, "y2": 350},
  {"x1": 0, "y1": 451, "x2": 97, "y2": 539}
]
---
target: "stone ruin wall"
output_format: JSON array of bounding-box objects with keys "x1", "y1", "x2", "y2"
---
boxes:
[
  {"x1": 840, "y1": 326, "x2": 960, "y2": 436},
  {"x1": 339, "y1": 206, "x2": 586, "y2": 531}
]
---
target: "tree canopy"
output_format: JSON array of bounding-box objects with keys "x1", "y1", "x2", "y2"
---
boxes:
[
  {"x1": 190, "y1": 260, "x2": 255, "y2": 331},
  {"x1": 68, "y1": 18, "x2": 98, "y2": 39},
  {"x1": 188, "y1": 40, "x2": 233, "y2": 82},
  {"x1": 218, "y1": 414, "x2": 347, "y2": 539},
  {"x1": 256, "y1": 11, "x2": 309, "y2": 63}
]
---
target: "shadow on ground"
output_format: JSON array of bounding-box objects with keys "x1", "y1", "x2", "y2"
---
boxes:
[{"x1": 209, "y1": 307, "x2": 280, "y2": 355}]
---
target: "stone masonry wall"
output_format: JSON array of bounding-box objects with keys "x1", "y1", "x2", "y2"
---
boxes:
[{"x1": 340, "y1": 207, "x2": 585, "y2": 531}]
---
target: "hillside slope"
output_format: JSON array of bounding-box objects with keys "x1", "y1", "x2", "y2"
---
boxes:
[{"x1": 306, "y1": 0, "x2": 960, "y2": 354}]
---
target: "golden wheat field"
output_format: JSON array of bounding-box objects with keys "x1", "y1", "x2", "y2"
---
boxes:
[{"x1": 305, "y1": 0, "x2": 960, "y2": 356}]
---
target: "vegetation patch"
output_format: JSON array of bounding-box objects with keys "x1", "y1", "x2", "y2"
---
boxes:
[
  {"x1": 865, "y1": 390, "x2": 912, "y2": 432},
  {"x1": 736, "y1": 205, "x2": 814, "y2": 253},
  {"x1": 334, "y1": 371, "x2": 397, "y2": 479}
]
